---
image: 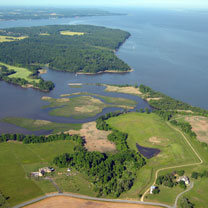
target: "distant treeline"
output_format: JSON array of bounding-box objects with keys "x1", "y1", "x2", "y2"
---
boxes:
[
  {"x1": 0, "y1": 25, "x2": 131, "y2": 74},
  {"x1": 0, "y1": 8, "x2": 120, "y2": 21}
]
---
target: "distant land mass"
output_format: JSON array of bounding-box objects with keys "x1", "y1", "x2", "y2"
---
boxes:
[{"x1": 0, "y1": 7, "x2": 124, "y2": 21}]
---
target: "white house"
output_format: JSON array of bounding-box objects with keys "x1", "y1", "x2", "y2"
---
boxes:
[
  {"x1": 177, "y1": 176, "x2": 190, "y2": 185},
  {"x1": 150, "y1": 186, "x2": 156, "y2": 194}
]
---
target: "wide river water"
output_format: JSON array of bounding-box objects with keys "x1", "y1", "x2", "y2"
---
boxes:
[{"x1": 0, "y1": 8, "x2": 208, "y2": 134}]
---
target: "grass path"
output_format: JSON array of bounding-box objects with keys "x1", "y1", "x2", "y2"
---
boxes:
[{"x1": 141, "y1": 122, "x2": 203, "y2": 205}]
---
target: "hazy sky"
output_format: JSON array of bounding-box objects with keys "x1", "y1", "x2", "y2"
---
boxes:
[{"x1": 1, "y1": 0, "x2": 208, "y2": 8}]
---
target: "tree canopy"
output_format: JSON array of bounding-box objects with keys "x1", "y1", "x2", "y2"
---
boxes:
[{"x1": 0, "y1": 25, "x2": 131, "y2": 73}]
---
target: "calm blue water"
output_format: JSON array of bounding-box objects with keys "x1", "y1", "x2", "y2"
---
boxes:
[{"x1": 0, "y1": 8, "x2": 208, "y2": 134}]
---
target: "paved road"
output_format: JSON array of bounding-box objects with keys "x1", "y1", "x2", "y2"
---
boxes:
[
  {"x1": 173, "y1": 182, "x2": 194, "y2": 208},
  {"x1": 13, "y1": 192, "x2": 172, "y2": 208},
  {"x1": 141, "y1": 122, "x2": 203, "y2": 205}
]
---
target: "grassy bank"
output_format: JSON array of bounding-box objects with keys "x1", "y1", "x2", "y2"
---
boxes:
[
  {"x1": 2, "y1": 117, "x2": 81, "y2": 134},
  {"x1": 0, "y1": 62, "x2": 39, "y2": 83}
]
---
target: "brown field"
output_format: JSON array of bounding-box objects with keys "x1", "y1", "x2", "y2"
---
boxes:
[
  {"x1": 56, "y1": 98, "x2": 70, "y2": 103},
  {"x1": 42, "y1": 96, "x2": 52, "y2": 100},
  {"x1": 185, "y1": 116, "x2": 208, "y2": 143},
  {"x1": 146, "y1": 98, "x2": 161, "y2": 101},
  {"x1": 104, "y1": 85, "x2": 142, "y2": 96},
  {"x1": 148, "y1": 137, "x2": 169, "y2": 146},
  {"x1": 67, "y1": 122, "x2": 116, "y2": 152},
  {"x1": 38, "y1": 69, "x2": 47, "y2": 74},
  {"x1": 25, "y1": 196, "x2": 159, "y2": 208},
  {"x1": 33, "y1": 120, "x2": 52, "y2": 126}
]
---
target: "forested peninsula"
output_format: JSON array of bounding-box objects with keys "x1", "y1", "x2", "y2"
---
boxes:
[{"x1": 0, "y1": 25, "x2": 131, "y2": 74}]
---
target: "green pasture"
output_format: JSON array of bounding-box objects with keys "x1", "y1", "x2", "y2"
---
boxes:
[
  {"x1": 0, "y1": 62, "x2": 39, "y2": 83},
  {"x1": 106, "y1": 113, "x2": 200, "y2": 202}
]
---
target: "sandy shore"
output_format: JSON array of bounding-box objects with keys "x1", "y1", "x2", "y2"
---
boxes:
[
  {"x1": 25, "y1": 196, "x2": 159, "y2": 208},
  {"x1": 76, "y1": 69, "x2": 133, "y2": 75}
]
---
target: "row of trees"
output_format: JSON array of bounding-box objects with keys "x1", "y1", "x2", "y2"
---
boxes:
[
  {"x1": 0, "y1": 132, "x2": 83, "y2": 145},
  {"x1": 191, "y1": 170, "x2": 208, "y2": 179},
  {"x1": 170, "y1": 120, "x2": 197, "y2": 138}
]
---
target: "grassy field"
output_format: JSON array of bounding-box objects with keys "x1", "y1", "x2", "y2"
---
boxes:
[
  {"x1": 106, "y1": 112, "x2": 201, "y2": 205},
  {"x1": 0, "y1": 141, "x2": 78, "y2": 206},
  {"x1": 0, "y1": 35, "x2": 27, "y2": 42},
  {"x1": 60, "y1": 31, "x2": 85, "y2": 36},
  {"x1": 2, "y1": 117, "x2": 81, "y2": 133},
  {"x1": 43, "y1": 95, "x2": 136, "y2": 119},
  {"x1": 39, "y1": 33, "x2": 50, "y2": 36},
  {"x1": 0, "y1": 62, "x2": 39, "y2": 83}
]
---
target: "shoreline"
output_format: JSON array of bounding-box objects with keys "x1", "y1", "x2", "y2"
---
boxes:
[{"x1": 76, "y1": 69, "x2": 134, "y2": 75}]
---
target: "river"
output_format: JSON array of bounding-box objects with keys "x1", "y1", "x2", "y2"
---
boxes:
[{"x1": 0, "y1": 7, "x2": 208, "y2": 134}]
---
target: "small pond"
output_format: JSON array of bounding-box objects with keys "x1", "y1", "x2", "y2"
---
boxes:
[{"x1": 136, "y1": 143, "x2": 160, "y2": 159}]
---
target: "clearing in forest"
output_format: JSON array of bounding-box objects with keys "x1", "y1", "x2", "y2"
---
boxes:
[{"x1": 67, "y1": 122, "x2": 116, "y2": 152}]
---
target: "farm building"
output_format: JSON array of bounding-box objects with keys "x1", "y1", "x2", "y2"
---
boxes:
[
  {"x1": 177, "y1": 176, "x2": 190, "y2": 185},
  {"x1": 39, "y1": 167, "x2": 54, "y2": 173}
]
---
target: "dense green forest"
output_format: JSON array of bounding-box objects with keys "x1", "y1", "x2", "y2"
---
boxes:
[{"x1": 0, "y1": 25, "x2": 131, "y2": 73}]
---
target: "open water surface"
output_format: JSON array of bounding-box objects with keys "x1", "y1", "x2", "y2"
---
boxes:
[{"x1": 0, "y1": 8, "x2": 208, "y2": 134}]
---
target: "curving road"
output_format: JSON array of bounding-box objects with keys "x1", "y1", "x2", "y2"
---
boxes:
[
  {"x1": 173, "y1": 182, "x2": 194, "y2": 208},
  {"x1": 13, "y1": 192, "x2": 172, "y2": 208},
  {"x1": 141, "y1": 122, "x2": 203, "y2": 206}
]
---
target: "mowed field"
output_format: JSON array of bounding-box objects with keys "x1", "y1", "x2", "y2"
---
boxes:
[
  {"x1": 106, "y1": 113, "x2": 200, "y2": 205},
  {"x1": 0, "y1": 62, "x2": 39, "y2": 83},
  {"x1": 0, "y1": 141, "x2": 76, "y2": 206},
  {"x1": 60, "y1": 31, "x2": 85, "y2": 36},
  {"x1": 0, "y1": 35, "x2": 27, "y2": 42}
]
